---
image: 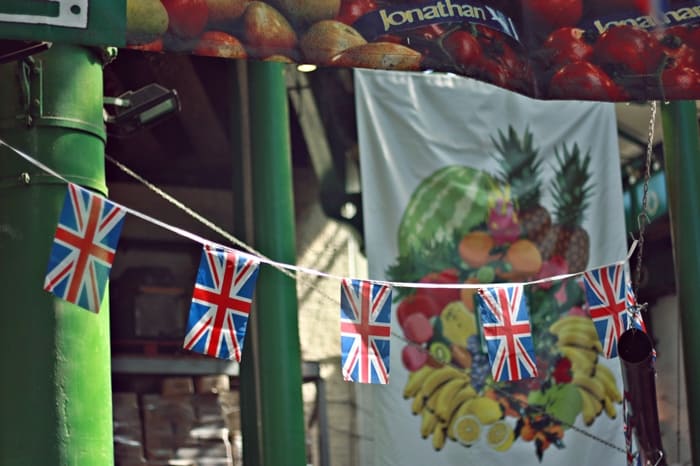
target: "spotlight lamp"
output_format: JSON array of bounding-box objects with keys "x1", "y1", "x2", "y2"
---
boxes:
[{"x1": 104, "y1": 83, "x2": 180, "y2": 137}]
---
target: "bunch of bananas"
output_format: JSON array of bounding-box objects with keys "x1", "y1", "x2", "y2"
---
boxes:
[
  {"x1": 403, "y1": 365, "x2": 507, "y2": 451},
  {"x1": 549, "y1": 315, "x2": 622, "y2": 425}
]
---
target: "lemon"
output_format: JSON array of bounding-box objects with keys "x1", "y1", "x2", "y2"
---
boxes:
[
  {"x1": 429, "y1": 342, "x2": 452, "y2": 364},
  {"x1": 466, "y1": 396, "x2": 504, "y2": 425},
  {"x1": 453, "y1": 414, "x2": 481, "y2": 447},
  {"x1": 440, "y1": 301, "x2": 476, "y2": 345},
  {"x1": 486, "y1": 420, "x2": 515, "y2": 452}
]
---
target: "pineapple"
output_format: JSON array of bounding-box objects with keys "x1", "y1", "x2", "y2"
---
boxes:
[
  {"x1": 543, "y1": 143, "x2": 594, "y2": 273},
  {"x1": 493, "y1": 126, "x2": 551, "y2": 245}
]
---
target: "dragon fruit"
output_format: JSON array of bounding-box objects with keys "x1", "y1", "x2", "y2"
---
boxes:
[{"x1": 488, "y1": 198, "x2": 521, "y2": 245}]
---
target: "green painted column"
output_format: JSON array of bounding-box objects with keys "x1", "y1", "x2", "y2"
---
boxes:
[
  {"x1": 660, "y1": 100, "x2": 700, "y2": 464},
  {"x1": 0, "y1": 45, "x2": 113, "y2": 465},
  {"x1": 248, "y1": 60, "x2": 306, "y2": 466},
  {"x1": 229, "y1": 59, "x2": 263, "y2": 466}
]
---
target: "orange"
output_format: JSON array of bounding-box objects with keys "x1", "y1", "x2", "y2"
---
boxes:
[
  {"x1": 458, "y1": 231, "x2": 495, "y2": 268},
  {"x1": 459, "y1": 277, "x2": 480, "y2": 312},
  {"x1": 503, "y1": 239, "x2": 543, "y2": 280}
]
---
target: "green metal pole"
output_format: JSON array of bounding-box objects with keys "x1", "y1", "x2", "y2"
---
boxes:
[
  {"x1": 0, "y1": 45, "x2": 113, "y2": 465},
  {"x1": 248, "y1": 60, "x2": 306, "y2": 466},
  {"x1": 660, "y1": 100, "x2": 700, "y2": 464},
  {"x1": 229, "y1": 59, "x2": 263, "y2": 466}
]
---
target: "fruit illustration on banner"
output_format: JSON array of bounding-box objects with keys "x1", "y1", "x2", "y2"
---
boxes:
[
  {"x1": 122, "y1": 0, "x2": 700, "y2": 101},
  {"x1": 541, "y1": 143, "x2": 594, "y2": 273},
  {"x1": 194, "y1": 30, "x2": 248, "y2": 58},
  {"x1": 126, "y1": 0, "x2": 170, "y2": 44},
  {"x1": 388, "y1": 125, "x2": 620, "y2": 459},
  {"x1": 299, "y1": 20, "x2": 367, "y2": 65},
  {"x1": 161, "y1": 0, "x2": 210, "y2": 39},
  {"x1": 242, "y1": 1, "x2": 299, "y2": 59}
]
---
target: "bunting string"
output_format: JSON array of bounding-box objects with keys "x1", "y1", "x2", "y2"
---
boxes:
[
  {"x1": 111, "y1": 143, "x2": 645, "y2": 453},
  {"x1": 2, "y1": 135, "x2": 631, "y2": 291},
  {"x1": 1, "y1": 136, "x2": 638, "y2": 454}
]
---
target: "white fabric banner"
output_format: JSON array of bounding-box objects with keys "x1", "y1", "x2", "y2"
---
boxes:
[{"x1": 355, "y1": 69, "x2": 627, "y2": 466}]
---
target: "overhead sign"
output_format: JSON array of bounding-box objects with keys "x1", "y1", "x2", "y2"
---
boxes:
[
  {"x1": 123, "y1": 0, "x2": 700, "y2": 102},
  {"x1": 0, "y1": 0, "x2": 125, "y2": 46},
  {"x1": 0, "y1": 0, "x2": 88, "y2": 28},
  {"x1": 4, "y1": 0, "x2": 700, "y2": 102}
]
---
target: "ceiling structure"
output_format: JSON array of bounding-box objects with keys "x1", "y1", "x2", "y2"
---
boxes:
[
  {"x1": 104, "y1": 50, "x2": 679, "y2": 298},
  {"x1": 105, "y1": 49, "x2": 673, "y2": 184}
]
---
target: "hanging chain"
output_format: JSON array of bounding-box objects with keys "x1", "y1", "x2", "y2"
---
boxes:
[{"x1": 633, "y1": 101, "x2": 657, "y2": 300}]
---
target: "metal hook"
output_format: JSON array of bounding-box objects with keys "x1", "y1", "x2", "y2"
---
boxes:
[{"x1": 649, "y1": 449, "x2": 664, "y2": 466}]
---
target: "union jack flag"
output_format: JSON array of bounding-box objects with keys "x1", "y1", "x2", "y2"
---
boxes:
[
  {"x1": 583, "y1": 264, "x2": 629, "y2": 358},
  {"x1": 626, "y1": 280, "x2": 656, "y2": 361},
  {"x1": 44, "y1": 183, "x2": 126, "y2": 313},
  {"x1": 477, "y1": 285, "x2": 537, "y2": 382},
  {"x1": 340, "y1": 279, "x2": 391, "y2": 384},
  {"x1": 183, "y1": 245, "x2": 260, "y2": 361},
  {"x1": 626, "y1": 281, "x2": 647, "y2": 332}
]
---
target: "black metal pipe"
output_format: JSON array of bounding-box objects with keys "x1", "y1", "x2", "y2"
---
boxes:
[{"x1": 618, "y1": 329, "x2": 666, "y2": 466}]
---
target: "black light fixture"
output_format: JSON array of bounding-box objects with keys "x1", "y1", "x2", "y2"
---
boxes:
[
  {"x1": 104, "y1": 83, "x2": 181, "y2": 137},
  {"x1": 0, "y1": 40, "x2": 51, "y2": 64}
]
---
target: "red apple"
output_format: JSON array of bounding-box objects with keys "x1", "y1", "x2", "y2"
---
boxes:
[
  {"x1": 402, "y1": 345, "x2": 429, "y2": 372},
  {"x1": 402, "y1": 313, "x2": 433, "y2": 344},
  {"x1": 415, "y1": 268, "x2": 461, "y2": 312},
  {"x1": 396, "y1": 293, "x2": 441, "y2": 326}
]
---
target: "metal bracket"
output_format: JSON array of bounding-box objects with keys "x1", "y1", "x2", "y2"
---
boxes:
[
  {"x1": 15, "y1": 56, "x2": 42, "y2": 127},
  {"x1": 0, "y1": 0, "x2": 88, "y2": 29}
]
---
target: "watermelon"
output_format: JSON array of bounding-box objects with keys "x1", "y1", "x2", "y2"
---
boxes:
[{"x1": 398, "y1": 166, "x2": 496, "y2": 256}]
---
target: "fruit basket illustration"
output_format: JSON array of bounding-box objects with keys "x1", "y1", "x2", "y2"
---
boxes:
[{"x1": 388, "y1": 126, "x2": 623, "y2": 460}]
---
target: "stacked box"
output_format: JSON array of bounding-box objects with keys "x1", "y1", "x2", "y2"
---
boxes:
[
  {"x1": 113, "y1": 393, "x2": 146, "y2": 464},
  {"x1": 192, "y1": 392, "x2": 240, "y2": 431},
  {"x1": 146, "y1": 460, "x2": 196, "y2": 466},
  {"x1": 162, "y1": 377, "x2": 195, "y2": 397},
  {"x1": 142, "y1": 394, "x2": 196, "y2": 460},
  {"x1": 230, "y1": 430, "x2": 243, "y2": 466},
  {"x1": 139, "y1": 392, "x2": 237, "y2": 465},
  {"x1": 183, "y1": 393, "x2": 237, "y2": 465},
  {"x1": 118, "y1": 460, "x2": 148, "y2": 466},
  {"x1": 194, "y1": 375, "x2": 230, "y2": 394},
  {"x1": 176, "y1": 432, "x2": 232, "y2": 463}
]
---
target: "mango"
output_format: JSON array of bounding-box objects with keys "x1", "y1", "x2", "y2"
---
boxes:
[
  {"x1": 300, "y1": 20, "x2": 366, "y2": 65},
  {"x1": 267, "y1": 0, "x2": 340, "y2": 28},
  {"x1": 330, "y1": 42, "x2": 422, "y2": 71},
  {"x1": 242, "y1": 2, "x2": 298, "y2": 59}
]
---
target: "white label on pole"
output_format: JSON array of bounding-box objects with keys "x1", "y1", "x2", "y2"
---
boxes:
[{"x1": 0, "y1": 0, "x2": 89, "y2": 29}]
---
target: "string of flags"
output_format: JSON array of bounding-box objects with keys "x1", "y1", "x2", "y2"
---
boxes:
[{"x1": 4, "y1": 139, "x2": 650, "y2": 386}]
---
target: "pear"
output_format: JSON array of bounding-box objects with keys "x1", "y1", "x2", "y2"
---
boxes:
[
  {"x1": 242, "y1": 2, "x2": 298, "y2": 59},
  {"x1": 126, "y1": 0, "x2": 169, "y2": 44},
  {"x1": 300, "y1": 20, "x2": 366, "y2": 65},
  {"x1": 267, "y1": 0, "x2": 340, "y2": 28}
]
